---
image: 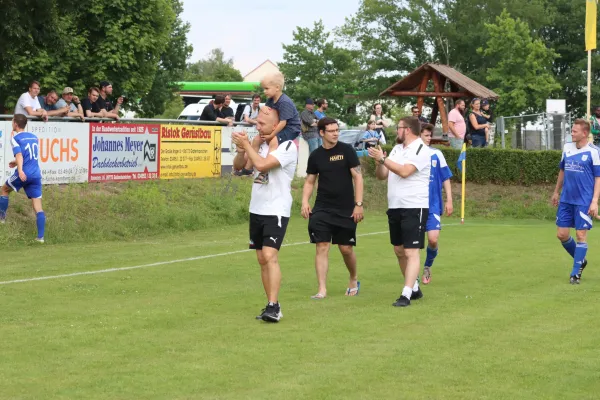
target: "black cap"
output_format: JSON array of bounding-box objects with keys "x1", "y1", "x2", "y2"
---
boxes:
[
  {"x1": 99, "y1": 81, "x2": 111, "y2": 89},
  {"x1": 305, "y1": 98, "x2": 314, "y2": 105}
]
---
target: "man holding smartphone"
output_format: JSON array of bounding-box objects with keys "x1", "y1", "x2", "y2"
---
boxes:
[{"x1": 97, "y1": 81, "x2": 123, "y2": 120}]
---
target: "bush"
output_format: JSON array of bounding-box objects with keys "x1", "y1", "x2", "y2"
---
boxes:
[{"x1": 376, "y1": 145, "x2": 561, "y2": 186}]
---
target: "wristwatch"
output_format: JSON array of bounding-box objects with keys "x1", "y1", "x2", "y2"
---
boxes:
[
  {"x1": 355, "y1": 201, "x2": 363, "y2": 207},
  {"x1": 378, "y1": 156, "x2": 386, "y2": 165}
]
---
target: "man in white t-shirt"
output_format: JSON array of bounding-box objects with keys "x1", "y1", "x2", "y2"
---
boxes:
[
  {"x1": 242, "y1": 94, "x2": 261, "y2": 126},
  {"x1": 368, "y1": 116, "x2": 431, "y2": 307},
  {"x1": 14, "y1": 80, "x2": 48, "y2": 121},
  {"x1": 231, "y1": 106, "x2": 298, "y2": 323},
  {"x1": 447, "y1": 100, "x2": 466, "y2": 149}
]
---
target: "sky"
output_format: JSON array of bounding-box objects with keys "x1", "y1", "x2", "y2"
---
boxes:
[{"x1": 181, "y1": 0, "x2": 361, "y2": 77}]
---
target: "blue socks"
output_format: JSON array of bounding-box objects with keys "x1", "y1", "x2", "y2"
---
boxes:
[
  {"x1": 561, "y1": 237, "x2": 576, "y2": 258},
  {"x1": 572, "y1": 242, "x2": 588, "y2": 276},
  {"x1": 424, "y1": 246, "x2": 438, "y2": 267},
  {"x1": 36, "y1": 211, "x2": 46, "y2": 239},
  {"x1": 0, "y1": 196, "x2": 8, "y2": 219}
]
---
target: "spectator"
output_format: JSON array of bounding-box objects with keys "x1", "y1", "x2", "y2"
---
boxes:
[
  {"x1": 368, "y1": 103, "x2": 390, "y2": 144},
  {"x1": 56, "y1": 87, "x2": 85, "y2": 121},
  {"x1": 14, "y1": 80, "x2": 48, "y2": 121},
  {"x1": 590, "y1": 105, "x2": 600, "y2": 145},
  {"x1": 199, "y1": 95, "x2": 231, "y2": 125},
  {"x1": 361, "y1": 120, "x2": 381, "y2": 148},
  {"x1": 242, "y1": 94, "x2": 261, "y2": 126},
  {"x1": 81, "y1": 87, "x2": 105, "y2": 119},
  {"x1": 97, "y1": 81, "x2": 123, "y2": 120},
  {"x1": 411, "y1": 106, "x2": 428, "y2": 124},
  {"x1": 300, "y1": 98, "x2": 321, "y2": 154},
  {"x1": 38, "y1": 90, "x2": 70, "y2": 117},
  {"x1": 468, "y1": 98, "x2": 490, "y2": 148},
  {"x1": 221, "y1": 94, "x2": 235, "y2": 124},
  {"x1": 448, "y1": 100, "x2": 466, "y2": 149},
  {"x1": 315, "y1": 98, "x2": 328, "y2": 120},
  {"x1": 481, "y1": 99, "x2": 494, "y2": 123}
]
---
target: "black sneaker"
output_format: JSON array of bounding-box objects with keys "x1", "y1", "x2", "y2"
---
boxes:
[
  {"x1": 261, "y1": 303, "x2": 283, "y2": 323},
  {"x1": 578, "y1": 259, "x2": 588, "y2": 277},
  {"x1": 411, "y1": 287, "x2": 423, "y2": 300},
  {"x1": 570, "y1": 275, "x2": 581, "y2": 285},
  {"x1": 256, "y1": 306, "x2": 267, "y2": 320},
  {"x1": 393, "y1": 296, "x2": 411, "y2": 307}
]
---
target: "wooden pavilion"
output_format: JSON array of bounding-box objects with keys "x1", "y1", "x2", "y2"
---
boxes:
[{"x1": 379, "y1": 63, "x2": 499, "y2": 133}]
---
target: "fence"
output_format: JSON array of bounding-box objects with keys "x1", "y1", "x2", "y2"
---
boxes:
[
  {"x1": 494, "y1": 113, "x2": 571, "y2": 150},
  {"x1": 0, "y1": 115, "x2": 279, "y2": 185}
]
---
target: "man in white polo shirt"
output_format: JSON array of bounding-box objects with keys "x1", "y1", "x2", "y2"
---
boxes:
[
  {"x1": 231, "y1": 106, "x2": 298, "y2": 323},
  {"x1": 368, "y1": 116, "x2": 431, "y2": 307},
  {"x1": 14, "y1": 80, "x2": 48, "y2": 121}
]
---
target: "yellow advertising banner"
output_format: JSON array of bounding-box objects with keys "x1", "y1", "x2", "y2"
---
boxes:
[{"x1": 159, "y1": 125, "x2": 221, "y2": 179}]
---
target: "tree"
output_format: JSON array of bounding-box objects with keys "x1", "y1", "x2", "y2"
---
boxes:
[
  {"x1": 185, "y1": 49, "x2": 243, "y2": 82},
  {"x1": 279, "y1": 21, "x2": 364, "y2": 125},
  {"x1": 479, "y1": 11, "x2": 560, "y2": 116},
  {"x1": 0, "y1": 0, "x2": 192, "y2": 116}
]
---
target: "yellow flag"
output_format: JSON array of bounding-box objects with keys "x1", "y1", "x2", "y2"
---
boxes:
[{"x1": 586, "y1": 0, "x2": 597, "y2": 51}]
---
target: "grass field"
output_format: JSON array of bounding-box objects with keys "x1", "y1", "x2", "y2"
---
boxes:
[{"x1": 1, "y1": 215, "x2": 599, "y2": 399}]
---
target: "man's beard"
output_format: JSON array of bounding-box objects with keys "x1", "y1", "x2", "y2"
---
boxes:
[{"x1": 396, "y1": 135, "x2": 404, "y2": 144}]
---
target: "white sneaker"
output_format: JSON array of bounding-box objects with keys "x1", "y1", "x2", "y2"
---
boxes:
[{"x1": 34, "y1": 237, "x2": 44, "y2": 244}]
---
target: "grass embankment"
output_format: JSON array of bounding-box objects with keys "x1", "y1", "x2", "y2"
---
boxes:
[{"x1": 0, "y1": 174, "x2": 557, "y2": 246}]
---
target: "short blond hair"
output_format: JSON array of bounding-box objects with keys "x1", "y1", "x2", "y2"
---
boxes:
[
  {"x1": 261, "y1": 72, "x2": 285, "y2": 89},
  {"x1": 574, "y1": 118, "x2": 591, "y2": 133}
]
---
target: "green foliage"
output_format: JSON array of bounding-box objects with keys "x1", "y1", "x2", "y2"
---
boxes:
[
  {"x1": 156, "y1": 94, "x2": 185, "y2": 119},
  {"x1": 479, "y1": 11, "x2": 561, "y2": 116},
  {"x1": 0, "y1": 0, "x2": 192, "y2": 116},
  {"x1": 279, "y1": 21, "x2": 365, "y2": 125},
  {"x1": 184, "y1": 48, "x2": 243, "y2": 82}
]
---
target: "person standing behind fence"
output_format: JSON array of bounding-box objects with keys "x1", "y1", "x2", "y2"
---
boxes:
[
  {"x1": 242, "y1": 94, "x2": 261, "y2": 126},
  {"x1": 468, "y1": 98, "x2": 490, "y2": 148},
  {"x1": 448, "y1": 100, "x2": 466, "y2": 150},
  {"x1": 367, "y1": 117, "x2": 431, "y2": 307},
  {"x1": 56, "y1": 87, "x2": 85, "y2": 120},
  {"x1": 39, "y1": 90, "x2": 70, "y2": 117},
  {"x1": 97, "y1": 81, "x2": 123, "y2": 121},
  {"x1": 81, "y1": 87, "x2": 105, "y2": 119},
  {"x1": 369, "y1": 103, "x2": 389, "y2": 144},
  {"x1": 0, "y1": 114, "x2": 46, "y2": 243},
  {"x1": 300, "y1": 98, "x2": 320, "y2": 154},
  {"x1": 14, "y1": 80, "x2": 48, "y2": 121},
  {"x1": 590, "y1": 106, "x2": 600, "y2": 145}
]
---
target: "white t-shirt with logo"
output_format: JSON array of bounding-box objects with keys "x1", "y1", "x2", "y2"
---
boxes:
[
  {"x1": 387, "y1": 137, "x2": 431, "y2": 209},
  {"x1": 14, "y1": 92, "x2": 42, "y2": 115},
  {"x1": 249, "y1": 140, "x2": 298, "y2": 217}
]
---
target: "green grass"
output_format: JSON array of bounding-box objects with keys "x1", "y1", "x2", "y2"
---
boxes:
[{"x1": 1, "y1": 215, "x2": 599, "y2": 399}]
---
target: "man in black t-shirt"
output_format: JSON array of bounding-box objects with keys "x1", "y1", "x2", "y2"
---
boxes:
[
  {"x1": 96, "y1": 81, "x2": 122, "y2": 120},
  {"x1": 199, "y1": 95, "x2": 232, "y2": 125},
  {"x1": 81, "y1": 87, "x2": 104, "y2": 119},
  {"x1": 301, "y1": 117, "x2": 364, "y2": 299}
]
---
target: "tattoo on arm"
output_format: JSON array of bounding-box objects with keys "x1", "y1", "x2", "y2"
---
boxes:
[{"x1": 352, "y1": 165, "x2": 362, "y2": 175}]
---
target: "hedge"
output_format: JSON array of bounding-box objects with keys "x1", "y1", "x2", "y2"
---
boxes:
[{"x1": 370, "y1": 145, "x2": 562, "y2": 186}]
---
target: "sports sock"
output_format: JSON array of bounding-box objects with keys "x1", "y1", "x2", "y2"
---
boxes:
[
  {"x1": 424, "y1": 246, "x2": 438, "y2": 267},
  {"x1": 413, "y1": 280, "x2": 419, "y2": 292},
  {"x1": 572, "y1": 242, "x2": 588, "y2": 276},
  {"x1": 0, "y1": 196, "x2": 9, "y2": 219},
  {"x1": 561, "y1": 236, "x2": 576, "y2": 258},
  {"x1": 402, "y1": 286, "x2": 413, "y2": 299},
  {"x1": 36, "y1": 211, "x2": 46, "y2": 239}
]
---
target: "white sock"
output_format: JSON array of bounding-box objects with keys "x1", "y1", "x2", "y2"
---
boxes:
[
  {"x1": 413, "y1": 280, "x2": 419, "y2": 292},
  {"x1": 402, "y1": 286, "x2": 413, "y2": 299}
]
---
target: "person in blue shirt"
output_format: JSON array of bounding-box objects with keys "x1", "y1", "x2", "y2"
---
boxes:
[
  {"x1": 420, "y1": 124, "x2": 453, "y2": 284},
  {"x1": 361, "y1": 120, "x2": 381, "y2": 148},
  {"x1": 552, "y1": 119, "x2": 600, "y2": 284},
  {"x1": 0, "y1": 114, "x2": 46, "y2": 243},
  {"x1": 314, "y1": 99, "x2": 328, "y2": 120}
]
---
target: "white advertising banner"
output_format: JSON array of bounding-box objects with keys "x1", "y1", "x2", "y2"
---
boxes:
[
  {"x1": 0, "y1": 121, "x2": 10, "y2": 183},
  {"x1": 221, "y1": 126, "x2": 259, "y2": 170},
  {"x1": 26, "y1": 121, "x2": 90, "y2": 184}
]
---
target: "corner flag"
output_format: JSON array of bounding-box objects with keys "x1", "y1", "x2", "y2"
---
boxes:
[
  {"x1": 457, "y1": 144, "x2": 466, "y2": 172},
  {"x1": 586, "y1": 0, "x2": 597, "y2": 51}
]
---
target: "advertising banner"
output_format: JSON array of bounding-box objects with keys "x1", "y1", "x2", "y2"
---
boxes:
[
  {"x1": 220, "y1": 126, "x2": 258, "y2": 173},
  {"x1": 0, "y1": 121, "x2": 10, "y2": 183},
  {"x1": 160, "y1": 124, "x2": 221, "y2": 179},
  {"x1": 27, "y1": 121, "x2": 90, "y2": 184},
  {"x1": 89, "y1": 123, "x2": 160, "y2": 182}
]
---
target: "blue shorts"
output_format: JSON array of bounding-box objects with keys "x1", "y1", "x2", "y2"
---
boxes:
[
  {"x1": 556, "y1": 203, "x2": 593, "y2": 230},
  {"x1": 277, "y1": 127, "x2": 300, "y2": 144},
  {"x1": 425, "y1": 212, "x2": 442, "y2": 232},
  {"x1": 6, "y1": 173, "x2": 42, "y2": 199}
]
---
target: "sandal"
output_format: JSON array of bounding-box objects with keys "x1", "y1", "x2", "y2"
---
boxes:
[
  {"x1": 310, "y1": 293, "x2": 326, "y2": 300},
  {"x1": 345, "y1": 281, "x2": 361, "y2": 296}
]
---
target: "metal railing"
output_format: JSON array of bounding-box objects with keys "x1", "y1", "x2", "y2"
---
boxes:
[
  {"x1": 494, "y1": 112, "x2": 571, "y2": 150},
  {"x1": 0, "y1": 114, "x2": 250, "y2": 126}
]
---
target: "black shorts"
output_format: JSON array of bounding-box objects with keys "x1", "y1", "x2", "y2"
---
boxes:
[
  {"x1": 249, "y1": 213, "x2": 290, "y2": 250},
  {"x1": 308, "y1": 209, "x2": 357, "y2": 246},
  {"x1": 387, "y1": 208, "x2": 428, "y2": 249}
]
